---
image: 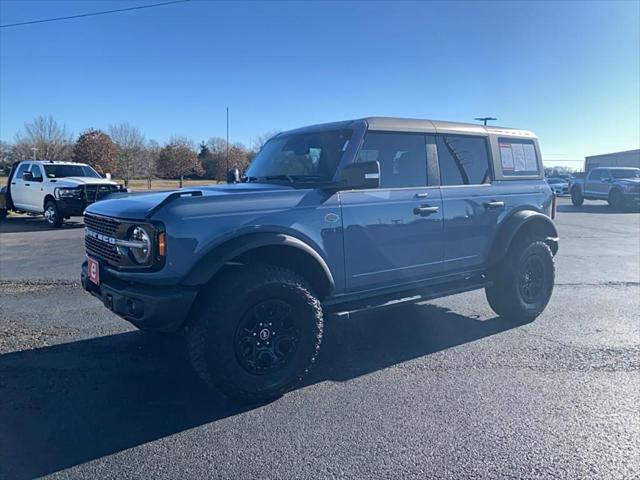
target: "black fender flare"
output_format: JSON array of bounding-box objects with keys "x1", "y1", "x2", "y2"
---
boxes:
[
  {"x1": 488, "y1": 210, "x2": 559, "y2": 267},
  {"x1": 181, "y1": 232, "x2": 335, "y2": 293}
]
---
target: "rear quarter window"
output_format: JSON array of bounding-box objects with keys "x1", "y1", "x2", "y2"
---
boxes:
[{"x1": 498, "y1": 138, "x2": 539, "y2": 176}]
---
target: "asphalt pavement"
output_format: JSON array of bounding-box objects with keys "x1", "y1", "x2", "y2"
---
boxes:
[{"x1": 0, "y1": 198, "x2": 639, "y2": 479}]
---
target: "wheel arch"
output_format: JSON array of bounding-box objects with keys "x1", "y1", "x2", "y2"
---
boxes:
[
  {"x1": 488, "y1": 210, "x2": 558, "y2": 267},
  {"x1": 43, "y1": 194, "x2": 56, "y2": 209},
  {"x1": 183, "y1": 232, "x2": 335, "y2": 300}
]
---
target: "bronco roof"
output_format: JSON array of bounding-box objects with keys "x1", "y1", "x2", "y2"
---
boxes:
[{"x1": 283, "y1": 117, "x2": 536, "y2": 138}]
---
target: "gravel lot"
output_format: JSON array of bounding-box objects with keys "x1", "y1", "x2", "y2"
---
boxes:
[{"x1": 0, "y1": 198, "x2": 639, "y2": 479}]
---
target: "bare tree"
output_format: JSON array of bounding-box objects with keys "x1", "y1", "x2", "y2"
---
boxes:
[
  {"x1": 251, "y1": 130, "x2": 279, "y2": 153},
  {"x1": 143, "y1": 140, "x2": 161, "y2": 189},
  {"x1": 13, "y1": 115, "x2": 72, "y2": 161},
  {"x1": 157, "y1": 137, "x2": 203, "y2": 188},
  {"x1": 109, "y1": 123, "x2": 145, "y2": 187}
]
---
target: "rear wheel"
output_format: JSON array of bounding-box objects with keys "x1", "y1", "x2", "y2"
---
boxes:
[
  {"x1": 486, "y1": 237, "x2": 555, "y2": 323},
  {"x1": 186, "y1": 264, "x2": 323, "y2": 402},
  {"x1": 571, "y1": 187, "x2": 584, "y2": 207},
  {"x1": 44, "y1": 200, "x2": 63, "y2": 228},
  {"x1": 608, "y1": 189, "x2": 625, "y2": 209}
]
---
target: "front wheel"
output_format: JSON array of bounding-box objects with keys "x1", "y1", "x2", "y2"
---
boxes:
[
  {"x1": 571, "y1": 188, "x2": 584, "y2": 207},
  {"x1": 486, "y1": 239, "x2": 555, "y2": 323},
  {"x1": 608, "y1": 189, "x2": 625, "y2": 209},
  {"x1": 186, "y1": 264, "x2": 323, "y2": 402},
  {"x1": 44, "y1": 200, "x2": 63, "y2": 228}
]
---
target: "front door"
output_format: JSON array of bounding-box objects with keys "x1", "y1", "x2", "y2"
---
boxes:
[
  {"x1": 585, "y1": 169, "x2": 610, "y2": 198},
  {"x1": 341, "y1": 132, "x2": 444, "y2": 292}
]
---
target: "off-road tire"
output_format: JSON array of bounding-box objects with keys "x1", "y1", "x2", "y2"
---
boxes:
[
  {"x1": 608, "y1": 189, "x2": 625, "y2": 210},
  {"x1": 186, "y1": 264, "x2": 323, "y2": 402},
  {"x1": 44, "y1": 200, "x2": 63, "y2": 228},
  {"x1": 571, "y1": 187, "x2": 584, "y2": 207},
  {"x1": 486, "y1": 237, "x2": 555, "y2": 323}
]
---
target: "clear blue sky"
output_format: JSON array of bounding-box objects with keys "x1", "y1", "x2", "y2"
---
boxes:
[{"x1": 1, "y1": 0, "x2": 638, "y2": 166}]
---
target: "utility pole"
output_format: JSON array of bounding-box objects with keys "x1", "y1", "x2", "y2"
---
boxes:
[
  {"x1": 475, "y1": 117, "x2": 497, "y2": 126},
  {"x1": 226, "y1": 107, "x2": 230, "y2": 182},
  {"x1": 31, "y1": 147, "x2": 38, "y2": 160}
]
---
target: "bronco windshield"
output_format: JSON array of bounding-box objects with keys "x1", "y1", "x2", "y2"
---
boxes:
[
  {"x1": 44, "y1": 164, "x2": 102, "y2": 179},
  {"x1": 610, "y1": 168, "x2": 640, "y2": 179},
  {"x1": 245, "y1": 129, "x2": 353, "y2": 183}
]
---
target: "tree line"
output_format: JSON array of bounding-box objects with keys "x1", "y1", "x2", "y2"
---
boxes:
[{"x1": 0, "y1": 115, "x2": 277, "y2": 187}]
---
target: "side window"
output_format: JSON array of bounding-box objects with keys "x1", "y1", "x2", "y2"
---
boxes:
[
  {"x1": 29, "y1": 164, "x2": 43, "y2": 180},
  {"x1": 498, "y1": 138, "x2": 539, "y2": 177},
  {"x1": 358, "y1": 132, "x2": 427, "y2": 188},
  {"x1": 437, "y1": 135, "x2": 491, "y2": 185},
  {"x1": 590, "y1": 169, "x2": 609, "y2": 181},
  {"x1": 15, "y1": 163, "x2": 30, "y2": 180}
]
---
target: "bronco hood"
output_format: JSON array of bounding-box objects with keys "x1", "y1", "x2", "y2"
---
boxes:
[{"x1": 84, "y1": 182, "x2": 297, "y2": 220}]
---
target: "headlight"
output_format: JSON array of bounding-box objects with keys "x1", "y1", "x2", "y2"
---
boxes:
[
  {"x1": 54, "y1": 187, "x2": 81, "y2": 199},
  {"x1": 129, "y1": 226, "x2": 151, "y2": 264}
]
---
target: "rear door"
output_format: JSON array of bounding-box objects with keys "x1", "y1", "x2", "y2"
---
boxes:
[
  {"x1": 340, "y1": 132, "x2": 444, "y2": 292},
  {"x1": 10, "y1": 163, "x2": 31, "y2": 209},
  {"x1": 436, "y1": 134, "x2": 499, "y2": 272}
]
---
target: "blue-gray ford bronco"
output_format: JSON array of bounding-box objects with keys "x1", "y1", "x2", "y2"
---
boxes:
[{"x1": 81, "y1": 117, "x2": 559, "y2": 401}]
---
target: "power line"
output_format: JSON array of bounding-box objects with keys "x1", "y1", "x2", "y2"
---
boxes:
[{"x1": 0, "y1": 0, "x2": 191, "y2": 29}]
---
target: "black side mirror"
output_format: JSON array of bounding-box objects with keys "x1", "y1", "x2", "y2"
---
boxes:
[
  {"x1": 339, "y1": 161, "x2": 380, "y2": 190},
  {"x1": 22, "y1": 171, "x2": 34, "y2": 181}
]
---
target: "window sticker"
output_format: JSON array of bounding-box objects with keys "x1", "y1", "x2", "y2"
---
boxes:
[
  {"x1": 523, "y1": 144, "x2": 538, "y2": 171},
  {"x1": 499, "y1": 143, "x2": 514, "y2": 170},
  {"x1": 511, "y1": 143, "x2": 526, "y2": 171}
]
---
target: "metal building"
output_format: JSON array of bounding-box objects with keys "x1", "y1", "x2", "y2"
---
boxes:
[{"x1": 585, "y1": 149, "x2": 640, "y2": 172}]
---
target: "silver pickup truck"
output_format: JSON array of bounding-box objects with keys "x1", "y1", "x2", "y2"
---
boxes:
[{"x1": 570, "y1": 167, "x2": 640, "y2": 209}]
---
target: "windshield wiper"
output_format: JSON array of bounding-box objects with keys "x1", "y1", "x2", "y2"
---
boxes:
[{"x1": 265, "y1": 174, "x2": 296, "y2": 183}]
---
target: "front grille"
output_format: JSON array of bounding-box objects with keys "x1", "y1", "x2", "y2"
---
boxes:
[
  {"x1": 85, "y1": 235, "x2": 120, "y2": 263},
  {"x1": 83, "y1": 184, "x2": 118, "y2": 204},
  {"x1": 84, "y1": 213, "x2": 119, "y2": 236},
  {"x1": 84, "y1": 213, "x2": 122, "y2": 264}
]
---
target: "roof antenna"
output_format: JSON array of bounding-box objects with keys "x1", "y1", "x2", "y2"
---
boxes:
[{"x1": 475, "y1": 117, "x2": 497, "y2": 126}]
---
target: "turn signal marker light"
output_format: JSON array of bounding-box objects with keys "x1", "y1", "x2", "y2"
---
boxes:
[{"x1": 158, "y1": 233, "x2": 166, "y2": 256}]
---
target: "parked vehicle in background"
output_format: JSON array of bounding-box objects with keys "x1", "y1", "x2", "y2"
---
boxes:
[
  {"x1": 81, "y1": 117, "x2": 558, "y2": 402},
  {"x1": 546, "y1": 177, "x2": 569, "y2": 196},
  {"x1": 570, "y1": 167, "x2": 640, "y2": 208},
  {"x1": 0, "y1": 160, "x2": 125, "y2": 227}
]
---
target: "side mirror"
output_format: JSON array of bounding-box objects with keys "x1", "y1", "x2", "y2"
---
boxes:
[
  {"x1": 339, "y1": 161, "x2": 380, "y2": 190},
  {"x1": 22, "y1": 171, "x2": 34, "y2": 181},
  {"x1": 227, "y1": 168, "x2": 240, "y2": 184}
]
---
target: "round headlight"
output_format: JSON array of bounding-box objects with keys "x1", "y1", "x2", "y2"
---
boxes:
[{"x1": 130, "y1": 226, "x2": 151, "y2": 264}]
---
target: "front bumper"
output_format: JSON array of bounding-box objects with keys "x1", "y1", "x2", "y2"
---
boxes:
[
  {"x1": 623, "y1": 191, "x2": 640, "y2": 205},
  {"x1": 57, "y1": 198, "x2": 90, "y2": 216},
  {"x1": 81, "y1": 261, "x2": 197, "y2": 332}
]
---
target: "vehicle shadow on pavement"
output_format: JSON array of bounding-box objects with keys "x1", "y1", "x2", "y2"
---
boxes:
[
  {"x1": 0, "y1": 303, "x2": 520, "y2": 479},
  {"x1": 557, "y1": 204, "x2": 640, "y2": 214},
  {"x1": 0, "y1": 216, "x2": 84, "y2": 233}
]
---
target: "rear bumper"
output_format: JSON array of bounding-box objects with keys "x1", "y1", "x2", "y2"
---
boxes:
[{"x1": 81, "y1": 261, "x2": 197, "y2": 332}]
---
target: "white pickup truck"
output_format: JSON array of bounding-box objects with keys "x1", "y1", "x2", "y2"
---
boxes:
[{"x1": 0, "y1": 160, "x2": 125, "y2": 227}]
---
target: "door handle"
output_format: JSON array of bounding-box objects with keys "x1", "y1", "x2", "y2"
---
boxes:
[
  {"x1": 414, "y1": 192, "x2": 429, "y2": 198},
  {"x1": 24, "y1": 183, "x2": 30, "y2": 186},
  {"x1": 484, "y1": 200, "x2": 505, "y2": 209},
  {"x1": 413, "y1": 205, "x2": 439, "y2": 216},
  {"x1": 11, "y1": 182, "x2": 16, "y2": 185}
]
